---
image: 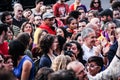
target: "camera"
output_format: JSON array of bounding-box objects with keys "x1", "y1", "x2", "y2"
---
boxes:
[{"x1": 64, "y1": 50, "x2": 74, "y2": 57}]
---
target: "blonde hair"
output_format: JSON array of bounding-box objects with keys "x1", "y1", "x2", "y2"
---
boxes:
[{"x1": 51, "y1": 55, "x2": 67, "y2": 71}]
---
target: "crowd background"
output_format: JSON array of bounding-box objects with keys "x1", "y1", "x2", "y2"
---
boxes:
[{"x1": 0, "y1": 0, "x2": 120, "y2": 80}]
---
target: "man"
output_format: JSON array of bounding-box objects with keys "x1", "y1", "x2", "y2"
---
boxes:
[
  {"x1": 0, "y1": 24, "x2": 8, "y2": 55},
  {"x1": 53, "y1": 0, "x2": 69, "y2": 24},
  {"x1": 81, "y1": 28, "x2": 99, "y2": 61},
  {"x1": 39, "y1": 12, "x2": 56, "y2": 35},
  {"x1": 67, "y1": 40, "x2": 120, "y2": 80},
  {"x1": 1, "y1": 11, "x2": 20, "y2": 37}
]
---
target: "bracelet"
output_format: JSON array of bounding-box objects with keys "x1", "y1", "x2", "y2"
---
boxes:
[{"x1": 116, "y1": 55, "x2": 120, "y2": 60}]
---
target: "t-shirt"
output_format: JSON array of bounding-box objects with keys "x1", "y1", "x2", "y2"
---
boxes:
[{"x1": 0, "y1": 41, "x2": 8, "y2": 55}]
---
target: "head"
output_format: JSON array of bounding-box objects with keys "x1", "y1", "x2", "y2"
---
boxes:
[
  {"x1": 23, "y1": 9, "x2": 33, "y2": 20},
  {"x1": 48, "y1": 70, "x2": 76, "y2": 80},
  {"x1": 34, "y1": 15, "x2": 42, "y2": 27},
  {"x1": 90, "y1": 18, "x2": 101, "y2": 28},
  {"x1": 75, "y1": 0, "x2": 81, "y2": 4},
  {"x1": 13, "y1": 3, "x2": 23, "y2": 19},
  {"x1": 69, "y1": 11, "x2": 81, "y2": 22},
  {"x1": 113, "y1": 8, "x2": 120, "y2": 19},
  {"x1": 21, "y1": 21, "x2": 33, "y2": 36},
  {"x1": 67, "y1": 61, "x2": 88, "y2": 80},
  {"x1": 42, "y1": 12, "x2": 55, "y2": 26},
  {"x1": 81, "y1": 28, "x2": 96, "y2": 48},
  {"x1": 87, "y1": 56, "x2": 103, "y2": 76},
  {"x1": 56, "y1": 27, "x2": 68, "y2": 39},
  {"x1": 69, "y1": 40, "x2": 83, "y2": 60},
  {"x1": 51, "y1": 55, "x2": 67, "y2": 71},
  {"x1": 90, "y1": 0, "x2": 101, "y2": 8},
  {"x1": 78, "y1": 20, "x2": 87, "y2": 32},
  {"x1": 0, "y1": 24, "x2": 8, "y2": 44},
  {"x1": 74, "y1": 32, "x2": 83, "y2": 45},
  {"x1": 39, "y1": 34, "x2": 58, "y2": 54},
  {"x1": 3, "y1": 55, "x2": 13, "y2": 71},
  {"x1": 99, "y1": 9, "x2": 113, "y2": 23},
  {"x1": 87, "y1": 10, "x2": 98, "y2": 22},
  {"x1": 9, "y1": 40, "x2": 26, "y2": 67},
  {"x1": 35, "y1": 67, "x2": 54, "y2": 80},
  {"x1": 1, "y1": 11, "x2": 13, "y2": 25},
  {"x1": 35, "y1": 0, "x2": 43, "y2": 9},
  {"x1": 0, "y1": 54, "x2": 4, "y2": 69},
  {"x1": 76, "y1": 7, "x2": 86, "y2": 20},
  {"x1": 66, "y1": 17, "x2": 77, "y2": 30}
]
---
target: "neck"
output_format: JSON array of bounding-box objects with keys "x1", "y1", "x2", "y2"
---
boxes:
[{"x1": 85, "y1": 42, "x2": 93, "y2": 49}]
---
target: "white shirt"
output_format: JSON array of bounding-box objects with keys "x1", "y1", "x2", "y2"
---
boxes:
[{"x1": 82, "y1": 44, "x2": 97, "y2": 61}]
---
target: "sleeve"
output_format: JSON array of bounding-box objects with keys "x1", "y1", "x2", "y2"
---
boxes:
[{"x1": 53, "y1": 4, "x2": 58, "y2": 17}]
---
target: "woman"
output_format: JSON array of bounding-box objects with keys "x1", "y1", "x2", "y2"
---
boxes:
[
  {"x1": 87, "y1": 56, "x2": 104, "y2": 76},
  {"x1": 9, "y1": 40, "x2": 34, "y2": 80},
  {"x1": 90, "y1": 0, "x2": 103, "y2": 12},
  {"x1": 3, "y1": 55, "x2": 13, "y2": 71},
  {"x1": 39, "y1": 34, "x2": 58, "y2": 68}
]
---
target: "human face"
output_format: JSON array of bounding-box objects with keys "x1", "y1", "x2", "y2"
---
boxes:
[
  {"x1": 108, "y1": 23, "x2": 116, "y2": 34},
  {"x1": 7, "y1": 28, "x2": 13, "y2": 40},
  {"x1": 88, "y1": 13, "x2": 94, "y2": 21},
  {"x1": 23, "y1": 23, "x2": 32, "y2": 35},
  {"x1": 14, "y1": 6, "x2": 23, "y2": 18},
  {"x1": 5, "y1": 15, "x2": 13, "y2": 25},
  {"x1": 51, "y1": 38, "x2": 58, "y2": 50},
  {"x1": 93, "y1": 0, "x2": 99, "y2": 8},
  {"x1": 34, "y1": 16, "x2": 42, "y2": 26},
  {"x1": 70, "y1": 19, "x2": 77, "y2": 30},
  {"x1": 45, "y1": 18, "x2": 55, "y2": 26},
  {"x1": 113, "y1": 10, "x2": 120, "y2": 19},
  {"x1": 84, "y1": 32, "x2": 96, "y2": 48},
  {"x1": 0, "y1": 55, "x2": 4, "y2": 69},
  {"x1": 4, "y1": 58, "x2": 13, "y2": 71},
  {"x1": 77, "y1": 36, "x2": 83, "y2": 45},
  {"x1": 87, "y1": 62, "x2": 101, "y2": 76},
  {"x1": 70, "y1": 43, "x2": 79, "y2": 57},
  {"x1": 75, "y1": 63, "x2": 88, "y2": 80},
  {"x1": 56, "y1": 28, "x2": 64, "y2": 38},
  {"x1": 78, "y1": 22, "x2": 86, "y2": 32}
]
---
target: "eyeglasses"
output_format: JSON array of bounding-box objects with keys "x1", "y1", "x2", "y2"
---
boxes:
[
  {"x1": 93, "y1": 2, "x2": 99, "y2": 4},
  {"x1": 111, "y1": 27, "x2": 116, "y2": 29},
  {"x1": 47, "y1": 18, "x2": 55, "y2": 21},
  {"x1": 87, "y1": 64, "x2": 100, "y2": 69}
]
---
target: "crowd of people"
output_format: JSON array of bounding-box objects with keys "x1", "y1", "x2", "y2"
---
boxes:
[{"x1": 0, "y1": 0, "x2": 120, "y2": 80}]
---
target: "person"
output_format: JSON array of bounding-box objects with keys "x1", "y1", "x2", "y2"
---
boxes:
[
  {"x1": 3, "y1": 55, "x2": 13, "y2": 72},
  {"x1": 87, "y1": 56, "x2": 104, "y2": 76},
  {"x1": 35, "y1": 67, "x2": 54, "y2": 80},
  {"x1": 90, "y1": 0, "x2": 103, "y2": 12},
  {"x1": 39, "y1": 12, "x2": 56, "y2": 35},
  {"x1": 9, "y1": 40, "x2": 34, "y2": 80},
  {"x1": 69, "y1": 0, "x2": 87, "y2": 12},
  {"x1": 12, "y1": 3, "x2": 26, "y2": 28},
  {"x1": 53, "y1": 0, "x2": 69, "y2": 24},
  {"x1": 48, "y1": 70, "x2": 76, "y2": 80},
  {"x1": 39, "y1": 34, "x2": 58, "y2": 68},
  {"x1": 31, "y1": 0, "x2": 43, "y2": 16},
  {"x1": 0, "y1": 24, "x2": 9, "y2": 55},
  {"x1": 0, "y1": 54, "x2": 4, "y2": 69},
  {"x1": 51, "y1": 55, "x2": 68, "y2": 71}
]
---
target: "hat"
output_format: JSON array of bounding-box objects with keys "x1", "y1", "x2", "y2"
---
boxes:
[
  {"x1": 99, "y1": 9, "x2": 113, "y2": 18},
  {"x1": 42, "y1": 12, "x2": 55, "y2": 20}
]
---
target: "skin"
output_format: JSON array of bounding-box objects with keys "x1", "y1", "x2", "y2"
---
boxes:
[{"x1": 56, "y1": 28, "x2": 65, "y2": 38}]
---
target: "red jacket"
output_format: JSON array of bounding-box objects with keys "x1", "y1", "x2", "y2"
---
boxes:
[{"x1": 39, "y1": 23, "x2": 56, "y2": 35}]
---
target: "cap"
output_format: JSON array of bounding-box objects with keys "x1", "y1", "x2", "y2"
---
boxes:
[
  {"x1": 42, "y1": 12, "x2": 55, "y2": 20},
  {"x1": 99, "y1": 9, "x2": 113, "y2": 18}
]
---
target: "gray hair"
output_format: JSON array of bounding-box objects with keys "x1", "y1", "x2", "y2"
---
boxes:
[{"x1": 81, "y1": 27, "x2": 95, "y2": 40}]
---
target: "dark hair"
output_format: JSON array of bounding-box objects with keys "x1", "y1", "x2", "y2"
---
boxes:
[
  {"x1": 0, "y1": 69, "x2": 16, "y2": 80},
  {"x1": 3, "y1": 55, "x2": 12, "y2": 63},
  {"x1": 69, "y1": 40, "x2": 84, "y2": 63},
  {"x1": 69, "y1": 11, "x2": 81, "y2": 20},
  {"x1": 57, "y1": 27, "x2": 68, "y2": 39},
  {"x1": 9, "y1": 40, "x2": 26, "y2": 67},
  {"x1": 16, "y1": 32, "x2": 30, "y2": 49},
  {"x1": 48, "y1": 70, "x2": 76, "y2": 80},
  {"x1": 88, "y1": 56, "x2": 104, "y2": 72},
  {"x1": 1, "y1": 11, "x2": 12, "y2": 23},
  {"x1": 66, "y1": 17, "x2": 75, "y2": 25},
  {"x1": 39, "y1": 34, "x2": 57, "y2": 54},
  {"x1": 0, "y1": 24, "x2": 8, "y2": 35},
  {"x1": 111, "y1": 1, "x2": 120, "y2": 10},
  {"x1": 90, "y1": 0, "x2": 102, "y2": 8},
  {"x1": 35, "y1": 0, "x2": 43, "y2": 4},
  {"x1": 35, "y1": 67, "x2": 54, "y2": 80},
  {"x1": 74, "y1": 32, "x2": 81, "y2": 40}
]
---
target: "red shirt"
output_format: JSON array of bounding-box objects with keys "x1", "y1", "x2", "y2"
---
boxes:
[
  {"x1": 39, "y1": 23, "x2": 56, "y2": 35},
  {"x1": 0, "y1": 41, "x2": 8, "y2": 55},
  {"x1": 53, "y1": 3, "x2": 69, "y2": 17}
]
